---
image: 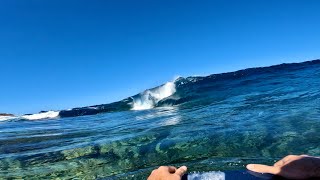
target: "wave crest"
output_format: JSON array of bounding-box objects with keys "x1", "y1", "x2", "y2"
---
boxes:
[
  {"x1": 131, "y1": 82, "x2": 176, "y2": 110},
  {"x1": 22, "y1": 111, "x2": 60, "y2": 120},
  {"x1": 0, "y1": 116, "x2": 17, "y2": 121}
]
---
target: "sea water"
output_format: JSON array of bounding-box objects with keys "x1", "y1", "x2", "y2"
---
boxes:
[{"x1": 0, "y1": 60, "x2": 319, "y2": 179}]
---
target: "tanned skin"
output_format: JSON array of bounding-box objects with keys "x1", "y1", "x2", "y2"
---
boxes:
[{"x1": 148, "y1": 155, "x2": 320, "y2": 180}]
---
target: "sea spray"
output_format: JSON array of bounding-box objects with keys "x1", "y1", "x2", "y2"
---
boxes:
[{"x1": 131, "y1": 81, "x2": 176, "y2": 110}]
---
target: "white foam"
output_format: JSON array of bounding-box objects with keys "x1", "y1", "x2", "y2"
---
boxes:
[
  {"x1": 188, "y1": 171, "x2": 225, "y2": 180},
  {"x1": 21, "y1": 111, "x2": 60, "y2": 120},
  {"x1": 131, "y1": 81, "x2": 176, "y2": 110},
  {"x1": 161, "y1": 116, "x2": 180, "y2": 126},
  {"x1": 0, "y1": 116, "x2": 17, "y2": 121}
]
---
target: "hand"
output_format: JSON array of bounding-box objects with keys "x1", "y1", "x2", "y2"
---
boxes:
[
  {"x1": 247, "y1": 155, "x2": 320, "y2": 179},
  {"x1": 148, "y1": 166, "x2": 187, "y2": 180}
]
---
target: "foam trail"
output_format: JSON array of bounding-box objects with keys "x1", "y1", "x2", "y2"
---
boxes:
[
  {"x1": 188, "y1": 171, "x2": 225, "y2": 180},
  {"x1": 21, "y1": 111, "x2": 60, "y2": 120},
  {"x1": 132, "y1": 81, "x2": 176, "y2": 110}
]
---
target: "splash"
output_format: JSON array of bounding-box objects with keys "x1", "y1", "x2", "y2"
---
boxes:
[
  {"x1": 188, "y1": 171, "x2": 225, "y2": 180},
  {"x1": 131, "y1": 81, "x2": 176, "y2": 110},
  {"x1": 21, "y1": 111, "x2": 60, "y2": 120}
]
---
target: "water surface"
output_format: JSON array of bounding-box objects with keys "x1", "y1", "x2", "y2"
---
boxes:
[{"x1": 1, "y1": 60, "x2": 320, "y2": 179}]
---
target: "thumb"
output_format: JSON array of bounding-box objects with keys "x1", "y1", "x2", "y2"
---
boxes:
[
  {"x1": 246, "y1": 164, "x2": 280, "y2": 174},
  {"x1": 175, "y1": 166, "x2": 187, "y2": 177}
]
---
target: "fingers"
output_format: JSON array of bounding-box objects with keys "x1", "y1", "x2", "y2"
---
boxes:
[
  {"x1": 274, "y1": 159, "x2": 284, "y2": 167},
  {"x1": 283, "y1": 155, "x2": 295, "y2": 161},
  {"x1": 246, "y1": 164, "x2": 280, "y2": 175},
  {"x1": 167, "y1": 166, "x2": 177, "y2": 173},
  {"x1": 175, "y1": 166, "x2": 187, "y2": 177},
  {"x1": 157, "y1": 166, "x2": 177, "y2": 174},
  {"x1": 300, "y1": 154, "x2": 309, "y2": 157},
  {"x1": 274, "y1": 155, "x2": 299, "y2": 167}
]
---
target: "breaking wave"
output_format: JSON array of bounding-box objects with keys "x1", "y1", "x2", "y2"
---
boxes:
[
  {"x1": 0, "y1": 116, "x2": 17, "y2": 121},
  {"x1": 131, "y1": 81, "x2": 176, "y2": 110},
  {"x1": 3, "y1": 59, "x2": 319, "y2": 119},
  {"x1": 21, "y1": 111, "x2": 60, "y2": 120}
]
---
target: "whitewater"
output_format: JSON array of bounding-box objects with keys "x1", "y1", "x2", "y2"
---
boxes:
[
  {"x1": 0, "y1": 111, "x2": 60, "y2": 121},
  {"x1": 0, "y1": 60, "x2": 320, "y2": 179},
  {"x1": 3, "y1": 81, "x2": 178, "y2": 121},
  {"x1": 131, "y1": 81, "x2": 176, "y2": 110}
]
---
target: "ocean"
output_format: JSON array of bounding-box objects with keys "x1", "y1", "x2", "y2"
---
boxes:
[{"x1": 0, "y1": 60, "x2": 319, "y2": 179}]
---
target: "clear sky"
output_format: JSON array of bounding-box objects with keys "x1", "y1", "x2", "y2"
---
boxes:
[{"x1": 1, "y1": 0, "x2": 320, "y2": 115}]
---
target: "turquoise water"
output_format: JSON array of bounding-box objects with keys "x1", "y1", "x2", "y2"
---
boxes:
[{"x1": 0, "y1": 60, "x2": 320, "y2": 179}]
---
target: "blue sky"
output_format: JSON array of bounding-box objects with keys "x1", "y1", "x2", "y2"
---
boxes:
[{"x1": 1, "y1": 0, "x2": 320, "y2": 114}]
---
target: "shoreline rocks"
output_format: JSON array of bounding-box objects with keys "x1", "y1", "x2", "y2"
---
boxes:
[{"x1": 0, "y1": 113, "x2": 14, "y2": 117}]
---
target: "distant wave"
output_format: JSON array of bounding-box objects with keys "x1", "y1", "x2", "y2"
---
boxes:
[
  {"x1": 4, "y1": 59, "x2": 319, "y2": 119},
  {"x1": 21, "y1": 111, "x2": 60, "y2": 120},
  {"x1": 0, "y1": 116, "x2": 17, "y2": 121},
  {"x1": 131, "y1": 81, "x2": 176, "y2": 110}
]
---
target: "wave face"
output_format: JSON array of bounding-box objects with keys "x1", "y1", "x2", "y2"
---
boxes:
[
  {"x1": 58, "y1": 81, "x2": 176, "y2": 117},
  {"x1": 131, "y1": 81, "x2": 176, "y2": 110},
  {"x1": 21, "y1": 111, "x2": 60, "y2": 120},
  {"x1": 158, "y1": 60, "x2": 320, "y2": 107},
  {"x1": 5, "y1": 60, "x2": 320, "y2": 119}
]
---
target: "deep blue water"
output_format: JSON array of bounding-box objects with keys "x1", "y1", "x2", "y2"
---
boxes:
[{"x1": 0, "y1": 60, "x2": 320, "y2": 179}]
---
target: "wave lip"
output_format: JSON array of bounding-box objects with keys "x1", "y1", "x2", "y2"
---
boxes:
[
  {"x1": 21, "y1": 111, "x2": 60, "y2": 120},
  {"x1": 131, "y1": 81, "x2": 176, "y2": 110}
]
